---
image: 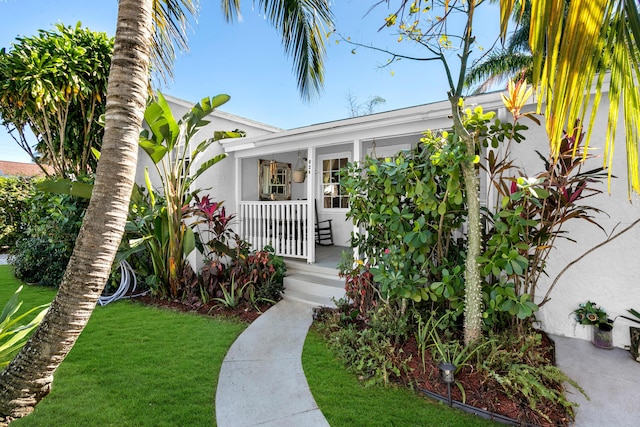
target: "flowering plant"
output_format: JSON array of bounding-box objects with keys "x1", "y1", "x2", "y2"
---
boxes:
[{"x1": 572, "y1": 301, "x2": 611, "y2": 326}]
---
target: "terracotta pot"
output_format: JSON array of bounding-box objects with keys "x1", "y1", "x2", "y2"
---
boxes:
[
  {"x1": 293, "y1": 170, "x2": 306, "y2": 183},
  {"x1": 592, "y1": 323, "x2": 613, "y2": 349},
  {"x1": 630, "y1": 327, "x2": 640, "y2": 362}
]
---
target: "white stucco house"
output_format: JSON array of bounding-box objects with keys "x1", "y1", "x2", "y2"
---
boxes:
[{"x1": 137, "y1": 89, "x2": 639, "y2": 350}]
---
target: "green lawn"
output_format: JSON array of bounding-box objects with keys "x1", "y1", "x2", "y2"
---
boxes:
[
  {"x1": 0, "y1": 265, "x2": 246, "y2": 426},
  {"x1": 303, "y1": 328, "x2": 497, "y2": 427}
]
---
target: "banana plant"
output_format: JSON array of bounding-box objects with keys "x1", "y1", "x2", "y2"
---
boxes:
[{"x1": 136, "y1": 92, "x2": 244, "y2": 298}]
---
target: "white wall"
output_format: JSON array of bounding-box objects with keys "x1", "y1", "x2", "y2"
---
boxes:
[{"x1": 507, "y1": 101, "x2": 640, "y2": 349}]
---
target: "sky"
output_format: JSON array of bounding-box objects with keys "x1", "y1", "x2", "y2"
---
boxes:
[{"x1": 0, "y1": 0, "x2": 502, "y2": 163}]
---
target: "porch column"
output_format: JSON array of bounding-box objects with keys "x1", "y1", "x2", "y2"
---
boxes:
[
  {"x1": 352, "y1": 139, "x2": 362, "y2": 261},
  {"x1": 306, "y1": 147, "x2": 316, "y2": 264},
  {"x1": 235, "y1": 156, "x2": 243, "y2": 237}
]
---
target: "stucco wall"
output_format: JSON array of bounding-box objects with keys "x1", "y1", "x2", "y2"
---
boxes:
[{"x1": 507, "y1": 102, "x2": 640, "y2": 349}]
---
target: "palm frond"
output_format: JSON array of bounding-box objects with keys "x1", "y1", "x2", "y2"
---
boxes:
[
  {"x1": 466, "y1": 51, "x2": 533, "y2": 94},
  {"x1": 499, "y1": 0, "x2": 640, "y2": 194},
  {"x1": 151, "y1": 0, "x2": 200, "y2": 83},
  {"x1": 222, "y1": 0, "x2": 333, "y2": 101}
]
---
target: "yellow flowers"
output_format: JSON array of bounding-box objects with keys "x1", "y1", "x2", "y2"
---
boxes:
[
  {"x1": 385, "y1": 14, "x2": 397, "y2": 27},
  {"x1": 501, "y1": 79, "x2": 533, "y2": 120}
]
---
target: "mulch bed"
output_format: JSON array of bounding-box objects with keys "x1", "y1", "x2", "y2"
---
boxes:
[
  {"x1": 398, "y1": 334, "x2": 572, "y2": 426},
  {"x1": 133, "y1": 294, "x2": 573, "y2": 426},
  {"x1": 133, "y1": 294, "x2": 268, "y2": 324}
]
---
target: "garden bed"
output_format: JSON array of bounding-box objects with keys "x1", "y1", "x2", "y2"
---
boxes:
[
  {"x1": 398, "y1": 333, "x2": 572, "y2": 426},
  {"x1": 134, "y1": 294, "x2": 269, "y2": 324}
]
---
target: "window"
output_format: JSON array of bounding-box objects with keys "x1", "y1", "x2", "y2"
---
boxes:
[{"x1": 320, "y1": 154, "x2": 349, "y2": 209}]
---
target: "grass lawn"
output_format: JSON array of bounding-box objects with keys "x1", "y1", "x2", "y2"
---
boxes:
[
  {"x1": 0, "y1": 265, "x2": 246, "y2": 426},
  {"x1": 303, "y1": 328, "x2": 498, "y2": 427}
]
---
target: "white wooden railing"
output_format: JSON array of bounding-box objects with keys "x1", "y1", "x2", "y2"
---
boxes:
[{"x1": 238, "y1": 201, "x2": 309, "y2": 259}]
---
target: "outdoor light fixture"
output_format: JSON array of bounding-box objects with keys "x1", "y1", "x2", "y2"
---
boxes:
[{"x1": 439, "y1": 361, "x2": 456, "y2": 407}]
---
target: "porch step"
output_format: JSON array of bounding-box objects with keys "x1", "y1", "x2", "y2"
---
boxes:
[
  {"x1": 284, "y1": 259, "x2": 340, "y2": 278},
  {"x1": 283, "y1": 262, "x2": 345, "y2": 307}
]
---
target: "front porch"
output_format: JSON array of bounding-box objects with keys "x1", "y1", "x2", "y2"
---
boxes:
[{"x1": 307, "y1": 244, "x2": 345, "y2": 269}]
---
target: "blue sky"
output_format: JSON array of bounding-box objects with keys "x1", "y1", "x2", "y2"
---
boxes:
[{"x1": 0, "y1": 0, "x2": 502, "y2": 163}]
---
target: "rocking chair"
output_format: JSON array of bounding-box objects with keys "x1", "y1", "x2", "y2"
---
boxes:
[{"x1": 315, "y1": 201, "x2": 334, "y2": 246}]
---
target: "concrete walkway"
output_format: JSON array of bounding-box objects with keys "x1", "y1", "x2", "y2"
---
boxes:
[
  {"x1": 215, "y1": 299, "x2": 329, "y2": 427},
  {"x1": 553, "y1": 334, "x2": 640, "y2": 427}
]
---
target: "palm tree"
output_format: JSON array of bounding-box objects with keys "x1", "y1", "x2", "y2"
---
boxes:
[
  {"x1": 466, "y1": 0, "x2": 534, "y2": 93},
  {"x1": 0, "y1": 0, "x2": 332, "y2": 421},
  {"x1": 0, "y1": 1, "x2": 155, "y2": 421},
  {"x1": 498, "y1": 0, "x2": 640, "y2": 194}
]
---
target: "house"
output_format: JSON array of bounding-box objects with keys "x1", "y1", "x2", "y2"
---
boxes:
[
  {"x1": 146, "y1": 89, "x2": 639, "y2": 349},
  {"x1": 0, "y1": 160, "x2": 49, "y2": 177}
]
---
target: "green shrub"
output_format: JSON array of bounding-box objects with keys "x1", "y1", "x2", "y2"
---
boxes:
[
  {"x1": 327, "y1": 324, "x2": 406, "y2": 387},
  {"x1": 0, "y1": 177, "x2": 35, "y2": 249},
  {"x1": 10, "y1": 189, "x2": 88, "y2": 287},
  {"x1": 10, "y1": 238, "x2": 72, "y2": 287},
  {"x1": 316, "y1": 304, "x2": 410, "y2": 387},
  {"x1": 369, "y1": 303, "x2": 410, "y2": 345}
]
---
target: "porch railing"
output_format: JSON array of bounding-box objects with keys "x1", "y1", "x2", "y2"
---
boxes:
[{"x1": 238, "y1": 201, "x2": 309, "y2": 259}]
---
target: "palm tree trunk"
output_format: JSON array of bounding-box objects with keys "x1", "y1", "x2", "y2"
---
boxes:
[{"x1": 0, "y1": 0, "x2": 153, "y2": 422}]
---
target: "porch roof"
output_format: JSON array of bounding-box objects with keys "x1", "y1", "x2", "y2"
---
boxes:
[{"x1": 220, "y1": 90, "x2": 510, "y2": 157}]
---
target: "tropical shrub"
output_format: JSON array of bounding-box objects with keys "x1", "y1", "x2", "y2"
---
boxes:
[
  {"x1": 0, "y1": 177, "x2": 34, "y2": 248},
  {"x1": 0, "y1": 286, "x2": 49, "y2": 368},
  {"x1": 10, "y1": 188, "x2": 88, "y2": 287},
  {"x1": 198, "y1": 246, "x2": 286, "y2": 308},
  {"x1": 343, "y1": 132, "x2": 468, "y2": 312},
  {"x1": 0, "y1": 22, "x2": 112, "y2": 177},
  {"x1": 342, "y1": 105, "x2": 525, "y2": 328},
  {"x1": 121, "y1": 92, "x2": 244, "y2": 298}
]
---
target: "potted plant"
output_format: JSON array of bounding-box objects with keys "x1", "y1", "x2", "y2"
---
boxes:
[
  {"x1": 572, "y1": 301, "x2": 614, "y2": 349},
  {"x1": 292, "y1": 166, "x2": 306, "y2": 183},
  {"x1": 620, "y1": 308, "x2": 640, "y2": 362}
]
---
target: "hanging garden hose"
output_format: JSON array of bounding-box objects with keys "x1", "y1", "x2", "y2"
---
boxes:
[{"x1": 98, "y1": 260, "x2": 149, "y2": 306}]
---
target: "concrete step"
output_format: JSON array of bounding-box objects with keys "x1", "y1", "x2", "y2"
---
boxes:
[
  {"x1": 283, "y1": 288, "x2": 338, "y2": 308},
  {"x1": 285, "y1": 260, "x2": 339, "y2": 279},
  {"x1": 283, "y1": 272, "x2": 345, "y2": 307}
]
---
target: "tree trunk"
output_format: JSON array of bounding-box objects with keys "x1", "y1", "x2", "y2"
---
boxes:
[
  {"x1": 461, "y1": 156, "x2": 483, "y2": 344},
  {"x1": 0, "y1": 0, "x2": 153, "y2": 422},
  {"x1": 449, "y1": 95, "x2": 483, "y2": 345}
]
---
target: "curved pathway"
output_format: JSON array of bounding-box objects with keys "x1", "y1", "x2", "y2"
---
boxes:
[{"x1": 215, "y1": 299, "x2": 329, "y2": 427}]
